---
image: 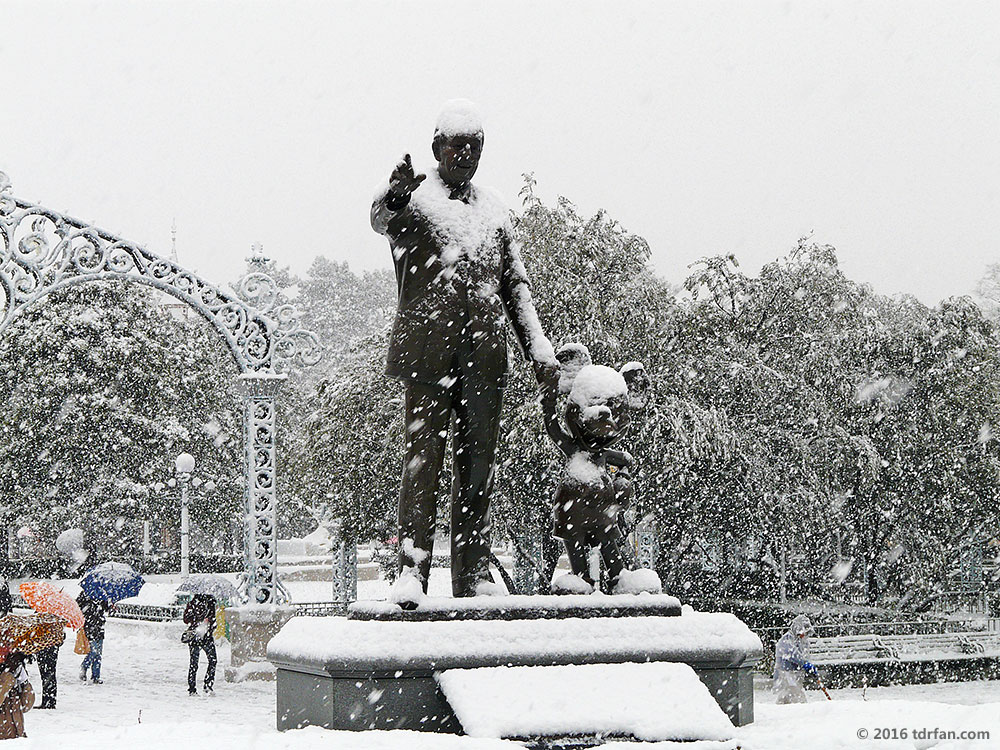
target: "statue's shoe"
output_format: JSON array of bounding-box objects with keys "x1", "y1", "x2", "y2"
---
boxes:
[
  {"x1": 474, "y1": 580, "x2": 507, "y2": 597},
  {"x1": 612, "y1": 568, "x2": 662, "y2": 595},
  {"x1": 551, "y1": 573, "x2": 595, "y2": 595},
  {"x1": 390, "y1": 568, "x2": 425, "y2": 610}
]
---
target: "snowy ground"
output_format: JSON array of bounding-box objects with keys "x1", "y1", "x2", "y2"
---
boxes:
[
  {"x1": 16, "y1": 624, "x2": 999, "y2": 750},
  {"x1": 10, "y1": 567, "x2": 1000, "y2": 748}
]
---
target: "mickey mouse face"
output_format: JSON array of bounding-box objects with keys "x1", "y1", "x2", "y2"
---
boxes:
[
  {"x1": 565, "y1": 365, "x2": 631, "y2": 448},
  {"x1": 556, "y1": 343, "x2": 652, "y2": 449}
]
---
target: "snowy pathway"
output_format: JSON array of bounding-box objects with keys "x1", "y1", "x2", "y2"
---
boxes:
[{"x1": 21, "y1": 619, "x2": 274, "y2": 738}]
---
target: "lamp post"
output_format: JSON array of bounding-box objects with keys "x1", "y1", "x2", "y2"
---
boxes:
[{"x1": 175, "y1": 453, "x2": 195, "y2": 577}]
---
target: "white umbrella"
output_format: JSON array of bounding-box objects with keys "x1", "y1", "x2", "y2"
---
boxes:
[{"x1": 176, "y1": 574, "x2": 239, "y2": 602}]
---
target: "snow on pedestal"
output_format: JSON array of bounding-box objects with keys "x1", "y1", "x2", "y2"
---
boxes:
[
  {"x1": 348, "y1": 591, "x2": 681, "y2": 621},
  {"x1": 269, "y1": 610, "x2": 759, "y2": 670},
  {"x1": 270, "y1": 610, "x2": 762, "y2": 733},
  {"x1": 613, "y1": 568, "x2": 663, "y2": 595},
  {"x1": 551, "y1": 573, "x2": 595, "y2": 595}
]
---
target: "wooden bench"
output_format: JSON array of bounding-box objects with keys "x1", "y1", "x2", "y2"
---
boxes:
[{"x1": 808, "y1": 631, "x2": 1000, "y2": 688}]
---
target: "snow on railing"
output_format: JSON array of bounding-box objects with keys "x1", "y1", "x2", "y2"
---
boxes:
[{"x1": 10, "y1": 595, "x2": 345, "y2": 623}]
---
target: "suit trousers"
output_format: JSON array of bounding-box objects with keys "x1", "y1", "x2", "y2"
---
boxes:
[{"x1": 397, "y1": 368, "x2": 504, "y2": 597}]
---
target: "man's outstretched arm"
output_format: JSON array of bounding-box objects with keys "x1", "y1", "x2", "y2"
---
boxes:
[{"x1": 500, "y1": 234, "x2": 558, "y2": 388}]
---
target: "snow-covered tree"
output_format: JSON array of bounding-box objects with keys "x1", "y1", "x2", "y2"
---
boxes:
[
  {"x1": 296, "y1": 257, "x2": 394, "y2": 372},
  {"x1": 972, "y1": 262, "x2": 1000, "y2": 321},
  {"x1": 0, "y1": 281, "x2": 242, "y2": 566}
]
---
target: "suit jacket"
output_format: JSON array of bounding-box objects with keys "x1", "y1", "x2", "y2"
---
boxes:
[{"x1": 371, "y1": 171, "x2": 552, "y2": 386}]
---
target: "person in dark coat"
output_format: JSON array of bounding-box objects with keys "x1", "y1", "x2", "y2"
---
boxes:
[
  {"x1": 0, "y1": 581, "x2": 11, "y2": 617},
  {"x1": 183, "y1": 594, "x2": 217, "y2": 695},
  {"x1": 77, "y1": 592, "x2": 110, "y2": 684},
  {"x1": 34, "y1": 633, "x2": 64, "y2": 709},
  {"x1": 371, "y1": 99, "x2": 558, "y2": 605}
]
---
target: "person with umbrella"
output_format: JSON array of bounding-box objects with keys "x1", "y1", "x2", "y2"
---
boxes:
[
  {"x1": 182, "y1": 593, "x2": 217, "y2": 696},
  {"x1": 0, "y1": 650, "x2": 34, "y2": 739},
  {"x1": 177, "y1": 575, "x2": 236, "y2": 642},
  {"x1": 0, "y1": 612, "x2": 62, "y2": 739},
  {"x1": 76, "y1": 562, "x2": 143, "y2": 684},
  {"x1": 76, "y1": 592, "x2": 110, "y2": 684},
  {"x1": 18, "y1": 582, "x2": 84, "y2": 710}
]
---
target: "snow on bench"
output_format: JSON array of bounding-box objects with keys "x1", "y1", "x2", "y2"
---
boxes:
[
  {"x1": 436, "y1": 662, "x2": 735, "y2": 742},
  {"x1": 810, "y1": 631, "x2": 1000, "y2": 665}
]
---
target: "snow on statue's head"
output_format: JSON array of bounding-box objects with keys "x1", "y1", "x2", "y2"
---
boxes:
[
  {"x1": 433, "y1": 99, "x2": 485, "y2": 144},
  {"x1": 557, "y1": 343, "x2": 651, "y2": 449},
  {"x1": 432, "y1": 99, "x2": 485, "y2": 187}
]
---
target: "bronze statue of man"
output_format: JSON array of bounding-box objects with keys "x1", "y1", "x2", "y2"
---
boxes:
[{"x1": 371, "y1": 99, "x2": 557, "y2": 605}]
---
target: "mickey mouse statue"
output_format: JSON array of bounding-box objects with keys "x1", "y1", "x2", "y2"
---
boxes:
[{"x1": 541, "y1": 343, "x2": 662, "y2": 595}]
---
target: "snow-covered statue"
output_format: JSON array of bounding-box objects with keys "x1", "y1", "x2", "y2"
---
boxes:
[
  {"x1": 542, "y1": 343, "x2": 662, "y2": 595},
  {"x1": 371, "y1": 99, "x2": 558, "y2": 608}
]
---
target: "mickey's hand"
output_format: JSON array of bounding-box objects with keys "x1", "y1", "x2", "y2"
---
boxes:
[
  {"x1": 389, "y1": 154, "x2": 426, "y2": 198},
  {"x1": 533, "y1": 359, "x2": 559, "y2": 395}
]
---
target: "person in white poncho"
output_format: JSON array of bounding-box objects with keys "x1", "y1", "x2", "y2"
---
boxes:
[{"x1": 772, "y1": 614, "x2": 818, "y2": 703}]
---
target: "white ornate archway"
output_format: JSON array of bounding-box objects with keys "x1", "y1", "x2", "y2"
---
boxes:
[{"x1": 0, "y1": 171, "x2": 320, "y2": 604}]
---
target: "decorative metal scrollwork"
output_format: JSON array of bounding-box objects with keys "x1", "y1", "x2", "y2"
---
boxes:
[
  {"x1": 234, "y1": 270, "x2": 322, "y2": 374},
  {"x1": 0, "y1": 173, "x2": 322, "y2": 607},
  {"x1": 243, "y1": 381, "x2": 281, "y2": 605},
  {"x1": 0, "y1": 176, "x2": 320, "y2": 375}
]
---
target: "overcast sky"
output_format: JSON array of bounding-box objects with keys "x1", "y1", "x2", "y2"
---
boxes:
[{"x1": 4, "y1": 0, "x2": 998, "y2": 305}]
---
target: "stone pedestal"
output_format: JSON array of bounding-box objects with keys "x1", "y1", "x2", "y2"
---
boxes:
[
  {"x1": 225, "y1": 604, "x2": 294, "y2": 682},
  {"x1": 348, "y1": 592, "x2": 682, "y2": 621},
  {"x1": 269, "y1": 603, "x2": 762, "y2": 735}
]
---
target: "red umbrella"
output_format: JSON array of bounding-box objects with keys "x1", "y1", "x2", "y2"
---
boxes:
[{"x1": 18, "y1": 582, "x2": 85, "y2": 630}]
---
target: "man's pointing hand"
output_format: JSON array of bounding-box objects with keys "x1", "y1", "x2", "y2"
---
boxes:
[{"x1": 389, "y1": 154, "x2": 426, "y2": 197}]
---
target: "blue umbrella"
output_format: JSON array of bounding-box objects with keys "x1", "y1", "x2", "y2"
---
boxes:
[{"x1": 80, "y1": 562, "x2": 144, "y2": 602}]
